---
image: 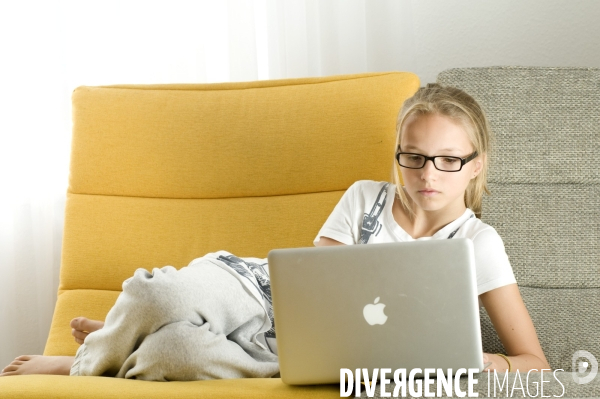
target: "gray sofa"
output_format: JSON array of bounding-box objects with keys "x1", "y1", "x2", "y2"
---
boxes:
[{"x1": 368, "y1": 67, "x2": 600, "y2": 398}]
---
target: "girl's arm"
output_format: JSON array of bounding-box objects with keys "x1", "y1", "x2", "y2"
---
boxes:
[{"x1": 480, "y1": 283, "x2": 551, "y2": 371}]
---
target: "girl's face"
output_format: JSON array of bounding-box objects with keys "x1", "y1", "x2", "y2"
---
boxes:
[{"x1": 399, "y1": 113, "x2": 483, "y2": 215}]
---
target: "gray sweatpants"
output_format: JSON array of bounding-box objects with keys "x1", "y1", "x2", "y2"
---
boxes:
[{"x1": 70, "y1": 260, "x2": 279, "y2": 381}]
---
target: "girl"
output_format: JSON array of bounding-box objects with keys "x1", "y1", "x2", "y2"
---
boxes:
[
  {"x1": 1, "y1": 84, "x2": 549, "y2": 378},
  {"x1": 315, "y1": 83, "x2": 550, "y2": 373}
]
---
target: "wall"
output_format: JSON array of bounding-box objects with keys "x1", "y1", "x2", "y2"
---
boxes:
[
  {"x1": 264, "y1": 0, "x2": 600, "y2": 83},
  {"x1": 392, "y1": 0, "x2": 600, "y2": 83}
]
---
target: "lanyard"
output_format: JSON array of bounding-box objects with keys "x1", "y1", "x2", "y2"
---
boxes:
[{"x1": 446, "y1": 214, "x2": 475, "y2": 239}]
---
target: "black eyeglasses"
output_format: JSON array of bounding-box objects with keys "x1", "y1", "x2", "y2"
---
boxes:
[{"x1": 396, "y1": 151, "x2": 479, "y2": 172}]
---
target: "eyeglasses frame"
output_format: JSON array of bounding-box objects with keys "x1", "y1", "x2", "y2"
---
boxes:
[{"x1": 395, "y1": 150, "x2": 479, "y2": 172}]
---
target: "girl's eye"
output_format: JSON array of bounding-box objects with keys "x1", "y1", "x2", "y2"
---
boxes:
[{"x1": 441, "y1": 157, "x2": 459, "y2": 164}]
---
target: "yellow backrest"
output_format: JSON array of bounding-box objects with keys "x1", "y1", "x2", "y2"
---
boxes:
[{"x1": 45, "y1": 72, "x2": 420, "y2": 355}]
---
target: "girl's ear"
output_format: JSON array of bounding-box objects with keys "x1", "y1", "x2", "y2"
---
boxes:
[{"x1": 471, "y1": 153, "x2": 486, "y2": 179}]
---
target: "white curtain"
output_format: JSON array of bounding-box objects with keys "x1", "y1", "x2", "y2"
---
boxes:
[
  {"x1": 265, "y1": 0, "x2": 416, "y2": 79},
  {"x1": 0, "y1": 0, "x2": 418, "y2": 370},
  {"x1": 2, "y1": 0, "x2": 598, "y2": 373}
]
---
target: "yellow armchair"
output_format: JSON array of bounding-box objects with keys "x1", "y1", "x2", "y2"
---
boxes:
[{"x1": 0, "y1": 72, "x2": 419, "y2": 398}]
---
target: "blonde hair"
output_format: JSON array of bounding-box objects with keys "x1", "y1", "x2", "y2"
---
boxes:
[{"x1": 393, "y1": 83, "x2": 492, "y2": 218}]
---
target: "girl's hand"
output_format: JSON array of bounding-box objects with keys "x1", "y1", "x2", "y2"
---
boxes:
[{"x1": 483, "y1": 353, "x2": 510, "y2": 372}]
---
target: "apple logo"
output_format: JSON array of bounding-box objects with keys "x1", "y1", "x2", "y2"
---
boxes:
[{"x1": 363, "y1": 297, "x2": 388, "y2": 325}]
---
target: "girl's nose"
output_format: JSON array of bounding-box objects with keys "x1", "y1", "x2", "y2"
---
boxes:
[{"x1": 420, "y1": 159, "x2": 438, "y2": 180}]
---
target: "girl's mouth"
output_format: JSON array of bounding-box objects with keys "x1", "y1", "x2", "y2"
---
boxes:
[{"x1": 418, "y1": 189, "x2": 439, "y2": 196}]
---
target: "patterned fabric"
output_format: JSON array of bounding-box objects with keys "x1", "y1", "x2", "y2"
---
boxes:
[
  {"x1": 437, "y1": 66, "x2": 600, "y2": 372},
  {"x1": 216, "y1": 254, "x2": 276, "y2": 340},
  {"x1": 358, "y1": 183, "x2": 389, "y2": 244},
  {"x1": 483, "y1": 183, "x2": 599, "y2": 288},
  {"x1": 437, "y1": 67, "x2": 600, "y2": 184}
]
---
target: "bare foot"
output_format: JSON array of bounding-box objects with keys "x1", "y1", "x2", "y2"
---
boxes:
[
  {"x1": 70, "y1": 317, "x2": 104, "y2": 345},
  {"x1": 0, "y1": 355, "x2": 75, "y2": 376}
]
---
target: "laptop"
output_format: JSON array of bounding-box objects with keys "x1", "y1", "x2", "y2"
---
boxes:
[{"x1": 267, "y1": 239, "x2": 484, "y2": 385}]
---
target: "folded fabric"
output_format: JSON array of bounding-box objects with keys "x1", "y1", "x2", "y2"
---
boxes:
[{"x1": 71, "y1": 253, "x2": 279, "y2": 381}]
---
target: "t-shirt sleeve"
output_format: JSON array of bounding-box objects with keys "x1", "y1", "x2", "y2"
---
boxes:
[
  {"x1": 313, "y1": 182, "x2": 360, "y2": 246},
  {"x1": 472, "y1": 227, "x2": 517, "y2": 295}
]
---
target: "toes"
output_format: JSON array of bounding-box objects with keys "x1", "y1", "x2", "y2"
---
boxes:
[
  {"x1": 72, "y1": 329, "x2": 90, "y2": 345},
  {"x1": 70, "y1": 317, "x2": 85, "y2": 329},
  {"x1": 4, "y1": 355, "x2": 31, "y2": 373},
  {"x1": 72, "y1": 329, "x2": 88, "y2": 340},
  {"x1": 71, "y1": 317, "x2": 104, "y2": 333},
  {"x1": 2, "y1": 365, "x2": 16, "y2": 373},
  {"x1": 85, "y1": 319, "x2": 104, "y2": 332}
]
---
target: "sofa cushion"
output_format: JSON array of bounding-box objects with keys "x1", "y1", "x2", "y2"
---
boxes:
[
  {"x1": 70, "y1": 74, "x2": 420, "y2": 198},
  {"x1": 482, "y1": 183, "x2": 599, "y2": 288},
  {"x1": 438, "y1": 66, "x2": 600, "y2": 374},
  {"x1": 0, "y1": 375, "x2": 340, "y2": 398},
  {"x1": 438, "y1": 67, "x2": 600, "y2": 185},
  {"x1": 480, "y1": 286, "x2": 600, "y2": 372}
]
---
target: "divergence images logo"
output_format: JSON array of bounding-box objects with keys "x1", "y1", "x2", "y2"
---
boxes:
[
  {"x1": 363, "y1": 297, "x2": 387, "y2": 325},
  {"x1": 572, "y1": 350, "x2": 598, "y2": 384}
]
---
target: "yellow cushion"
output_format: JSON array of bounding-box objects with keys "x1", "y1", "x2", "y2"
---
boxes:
[
  {"x1": 70, "y1": 73, "x2": 418, "y2": 198},
  {"x1": 58, "y1": 191, "x2": 345, "y2": 292},
  {"x1": 0, "y1": 375, "x2": 340, "y2": 398},
  {"x1": 35, "y1": 72, "x2": 420, "y2": 397}
]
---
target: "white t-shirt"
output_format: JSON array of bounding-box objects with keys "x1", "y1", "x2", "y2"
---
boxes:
[{"x1": 313, "y1": 180, "x2": 517, "y2": 301}]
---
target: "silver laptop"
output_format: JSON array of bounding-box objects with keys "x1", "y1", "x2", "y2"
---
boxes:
[{"x1": 267, "y1": 239, "x2": 484, "y2": 385}]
